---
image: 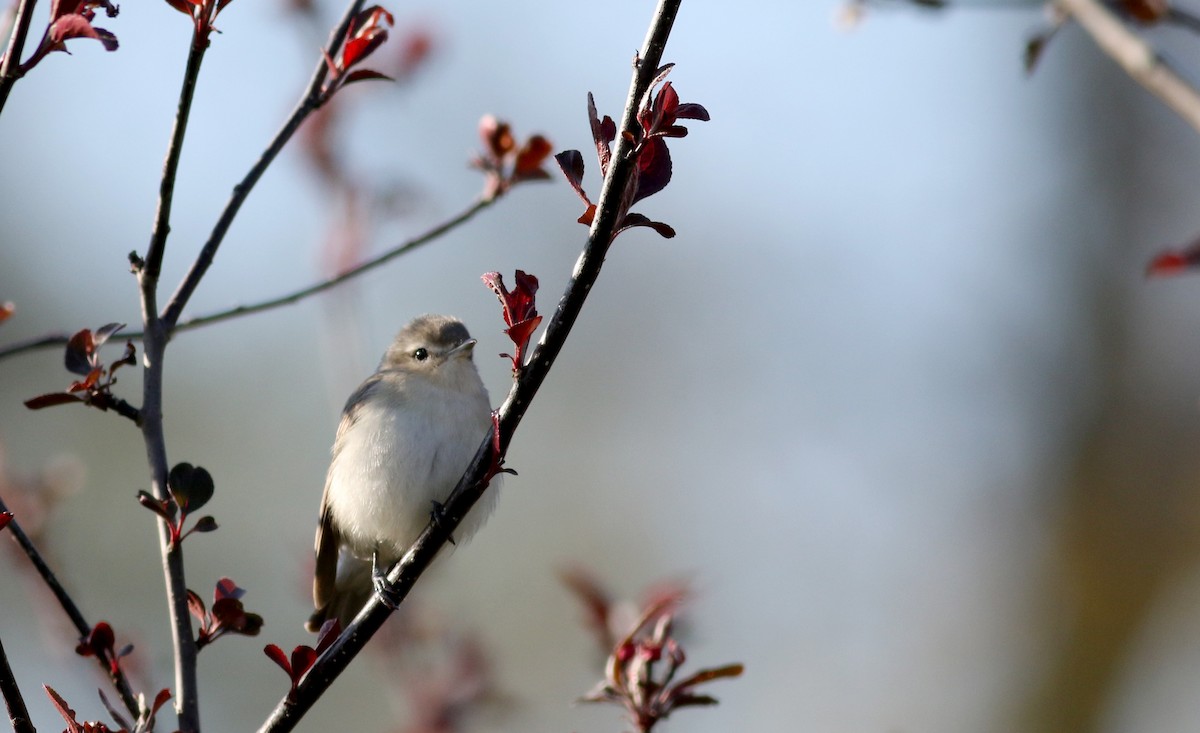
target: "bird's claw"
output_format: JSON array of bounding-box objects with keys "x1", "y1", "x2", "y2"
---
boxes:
[
  {"x1": 371, "y1": 551, "x2": 401, "y2": 609},
  {"x1": 430, "y1": 500, "x2": 457, "y2": 545}
]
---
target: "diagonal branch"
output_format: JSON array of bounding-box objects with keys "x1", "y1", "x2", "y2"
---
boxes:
[
  {"x1": 160, "y1": 0, "x2": 367, "y2": 332},
  {"x1": 0, "y1": 195, "x2": 496, "y2": 361},
  {"x1": 0, "y1": 0, "x2": 37, "y2": 115},
  {"x1": 0, "y1": 636, "x2": 35, "y2": 733},
  {"x1": 255, "y1": 1, "x2": 682, "y2": 730},
  {"x1": 1056, "y1": 0, "x2": 1200, "y2": 133},
  {"x1": 0, "y1": 495, "x2": 140, "y2": 719}
]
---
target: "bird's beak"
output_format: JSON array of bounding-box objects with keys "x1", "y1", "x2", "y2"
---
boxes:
[{"x1": 447, "y1": 339, "x2": 477, "y2": 359}]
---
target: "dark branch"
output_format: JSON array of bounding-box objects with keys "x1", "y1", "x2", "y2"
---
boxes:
[
  {"x1": 0, "y1": 636, "x2": 34, "y2": 733},
  {"x1": 160, "y1": 0, "x2": 368, "y2": 331},
  {"x1": 255, "y1": 1, "x2": 683, "y2": 730},
  {"x1": 143, "y1": 33, "x2": 209, "y2": 281},
  {"x1": 0, "y1": 0, "x2": 38, "y2": 115},
  {"x1": 0, "y1": 495, "x2": 140, "y2": 719},
  {"x1": 170, "y1": 195, "x2": 494, "y2": 332},
  {"x1": 0, "y1": 196, "x2": 495, "y2": 361}
]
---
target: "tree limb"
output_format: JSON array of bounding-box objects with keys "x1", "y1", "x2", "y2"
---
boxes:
[
  {"x1": 1056, "y1": 0, "x2": 1200, "y2": 133},
  {"x1": 0, "y1": 636, "x2": 35, "y2": 733},
  {"x1": 255, "y1": 0, "x2": 683, "y2": 730},
  {"x1": 160, "y1": 0, "x2": 367, "y2": 332},
  {"x1": 0, "y1": 495, "x2": 140, "y2": 719},
  {"x1": 0, "y1": 195, "x2": 496, "y2": 362},
  {"x1": 0, "y1": 0, "x2": 37, "y2": 115}
]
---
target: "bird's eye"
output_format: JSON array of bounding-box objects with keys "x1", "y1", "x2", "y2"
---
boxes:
[{"x1": 413, "y1": 347, "x2": 429, "y2": 361}]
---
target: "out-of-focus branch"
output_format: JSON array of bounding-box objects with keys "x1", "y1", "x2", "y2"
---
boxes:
[
  {"x1": 0, "y1": 0, "x2": 36, "y2": 114},
  {"x1": 255, "y1": 1, "x2": 683, "y2": 730},
  {"x1": 0, "y1": 195, "x2": 495, "y2": 361},
  {"x1": 0, "y1": 636, "x2": 35, "y2": 733},
  {"x1": 0, "y1": 496, "x2": 140, "y2": 719},
  {"x1": 169, "y1": 195, "x2": 494, "y2": 332},
  {"x1": 1056, "y1": 0, "x2": 1200, "y2": 133},
  {"x1": 160, "y1": 0, "x2": 367, "y2": 331}
]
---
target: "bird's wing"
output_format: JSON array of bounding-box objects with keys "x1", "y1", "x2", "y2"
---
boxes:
[{"x1": 312, "y1": 375, "x2": 385, "y2": 610}]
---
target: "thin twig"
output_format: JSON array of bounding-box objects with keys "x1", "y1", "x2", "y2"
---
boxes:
[
  {"x1": 255, "y1": 1, "x2": 682, "y2": 730},
  {"x1": 144, "y1": 34, "x2": 209, "y2": 281},
  {"x1": 0, "y1": 0, "x2": 37, "y2": 115},
  {"x1": 0, "y1": 495, "x2": 141, "y2": 719},
  {"x1": 1056, "y1": 0, "x2": 1200, "y2": 133},
  {"x1": 0, "y1": 636, "x2": 35, "y2": 733},
  {"x1": 160, "y1": 0, "x2": 367, "y2": 331},
  {"x1": 170, "y1": 195, "x2": 493, "y2": 332},
  {"x1": 0, "y1": 196, "x2": 494, "y2": 361},
  {"x1": 136, "y1": 20, "x2": 217, "y2": 733}
]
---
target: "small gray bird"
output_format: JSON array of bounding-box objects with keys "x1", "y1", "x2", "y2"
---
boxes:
[{"x1": 308, "y1": 314, "x2": 495, "y2": 632}]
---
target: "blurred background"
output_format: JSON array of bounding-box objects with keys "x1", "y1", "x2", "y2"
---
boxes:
[{"x1": 4, "y1": 1, "x2": 1200, "y2": 731}]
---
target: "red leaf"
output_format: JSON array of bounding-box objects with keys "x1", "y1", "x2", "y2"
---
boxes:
[
  {"x1": 0, "y1": 302, "x2": 13, "y2": 324},
  {"x1": 555, "y1": 149, "x2": 591, "y2": 203},
  {"x1": 291, "y1": 646, "x2": 318, "y2": 679},
  {"x1": 1147, "y1": 245, "x2": 1200, "y2": 277},
  {"x1": 632, "y1": 137, "x2": 672, "y2": 204},
  {"x1": 619, "y1": 213, "x2": 675, "y2": 239},
  {"x1": 505, "y1": 315, "x2": 542, "y2": 356},
  {"x1": 92, "y1": 322, "x2": 125, "y2": 349},
  {"x1": 24, "y1": 392, "x2": 84, "y2": 410},
  {"x1": 0, "y1": 511, "x2": 12, "y2": 531},
  {"x1": 342, "y1": 68, "x2": 394, "y2": 85},
  {"x1": 673, "y1": 102, "x2": 710, "y2": 121},
  {"x1": 44, "y1": 685, "x2": 84, "y2": 733},
  {"x1": 65, "y1": 329, "x2": 95, "y2": 376},
  {"x1": 48, "y1": 14, "x2": 118, "y2": 50},
  {"x1": 340, "y1": 5, "x2": 393, "y2": 70},
  {"x1": 577, "y1": 204, "x2": 596, "y2": 226},
  {"x1": 514, "y1": 134, "x2": 553, "y2": 177},
  {"x1": 161, "y1": 0, "x2": 195, "y2": 16},
  {"x1": 264, "y1": 644, "x2": 292, "y2": 676},
  {"x1": 587, "y1": 93, "x2": 613, "y2": 175},
  {"x1": 479, "y1": 115, "x2": 514, "y2": 161},
  {"x1": 187, "y1": 589, "x2": 207, "y2": 623},
  {"x1": 215, "y1": 577, "x2": 244, "y2": 600}
]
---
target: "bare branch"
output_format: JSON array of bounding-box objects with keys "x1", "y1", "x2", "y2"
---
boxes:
[
  {"x1": 0, "y1": 495, "x2": 140, "y2": 719},
  {"x1": 0, "y1": 636, "x2": 35, "y2": 733},
  {"x1": 1056, "y1": 0, "x2": 1200, "y2": 133},
  {"x1": 0, "y1": 195, "x2": 495, "y2": 361},
  {"x1": 0, "y1": 0, "x2": 37, "y2": 114},
  {"x1": 160, "y1": 0, "x2": 368, "y2": 332},
  {"x1": 256, "y1": 1, "x2": 684, "y2": 729}
]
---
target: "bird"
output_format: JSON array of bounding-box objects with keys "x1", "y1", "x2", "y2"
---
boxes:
[{"x1": 307, "y1": 314, "x2": 495, "y2": 632}]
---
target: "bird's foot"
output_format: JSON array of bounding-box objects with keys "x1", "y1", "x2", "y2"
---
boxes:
[
  {"x1": 430, "y1": 500, "x2": 457, "y2": 545},
  {"x1": 371, "y1": 551, "x2": 402, "y2": 609}
]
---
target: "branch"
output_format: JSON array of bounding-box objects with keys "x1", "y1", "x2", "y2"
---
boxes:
[
  {"x1": 0, "y1": 636, "x2": 34, "y2": 733},
  {"x1": 0, "y1": 195, "x2": 495, "y2": 361},
  {"x1": 143, "y1": 32, "x2": 210, "y2": 281},
  {"x1": 135, "y1": 20, "x2": 219, "y2": 733},
  {"x1": 0, "y1": 495, "x2": 140, "y2": 719},
  {"x1": 256, "y1": 1, "x2": 682, "y2": 729},
  {"x1": 169, "y1": 195, "x2": 494, "y2": 332},
  {"x1": 1056, "y1": 0, "x2": 1200, "y2": 133},
  {"x1": 0, "y1": 0, "x2": 37, "y2": 115},
  {"x1": 159, "y1": 0, "x2": 367, "y2": 331}
]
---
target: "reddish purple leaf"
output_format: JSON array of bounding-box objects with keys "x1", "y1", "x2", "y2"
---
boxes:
[
  {"x1": 619, "y1": 213, "x2": 675, "y2": 239},
  {"x1": 514, "y1": 134, "x2": 553, "y2": 177},
  {"x1": 264, "y1": 644, "x2": 292, "y2": 675},
  {"x1": 215, "y1": 577, "x2": 244, "y2": 600},
  {"x1": 24, "y1": 392, "x2": 84, "y2": 410},
  {"x1": 342, "y1": 68, "x2": 395, "y2": 85},
  {"x1": 65, "y1": 329, "x2": 95, "y2": 375},
  {"x1": 673, "y1": 102, "x2": 709, "y2": 121},
  {"x1": 291, "y1": 646, "x2": 318, "y2": 679},
  {"x1": 44, "y1": 685, "x2": 84, "y2": 733},
  {"x1": 631, "y1": 137, "x2": 672, "y2": 204},
  {"x1": 49, "y1": 14, "x2": 118, "y2": 50},
  {"x1": 187, "y1": 589, "x2": 207, "y2": 623}
]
